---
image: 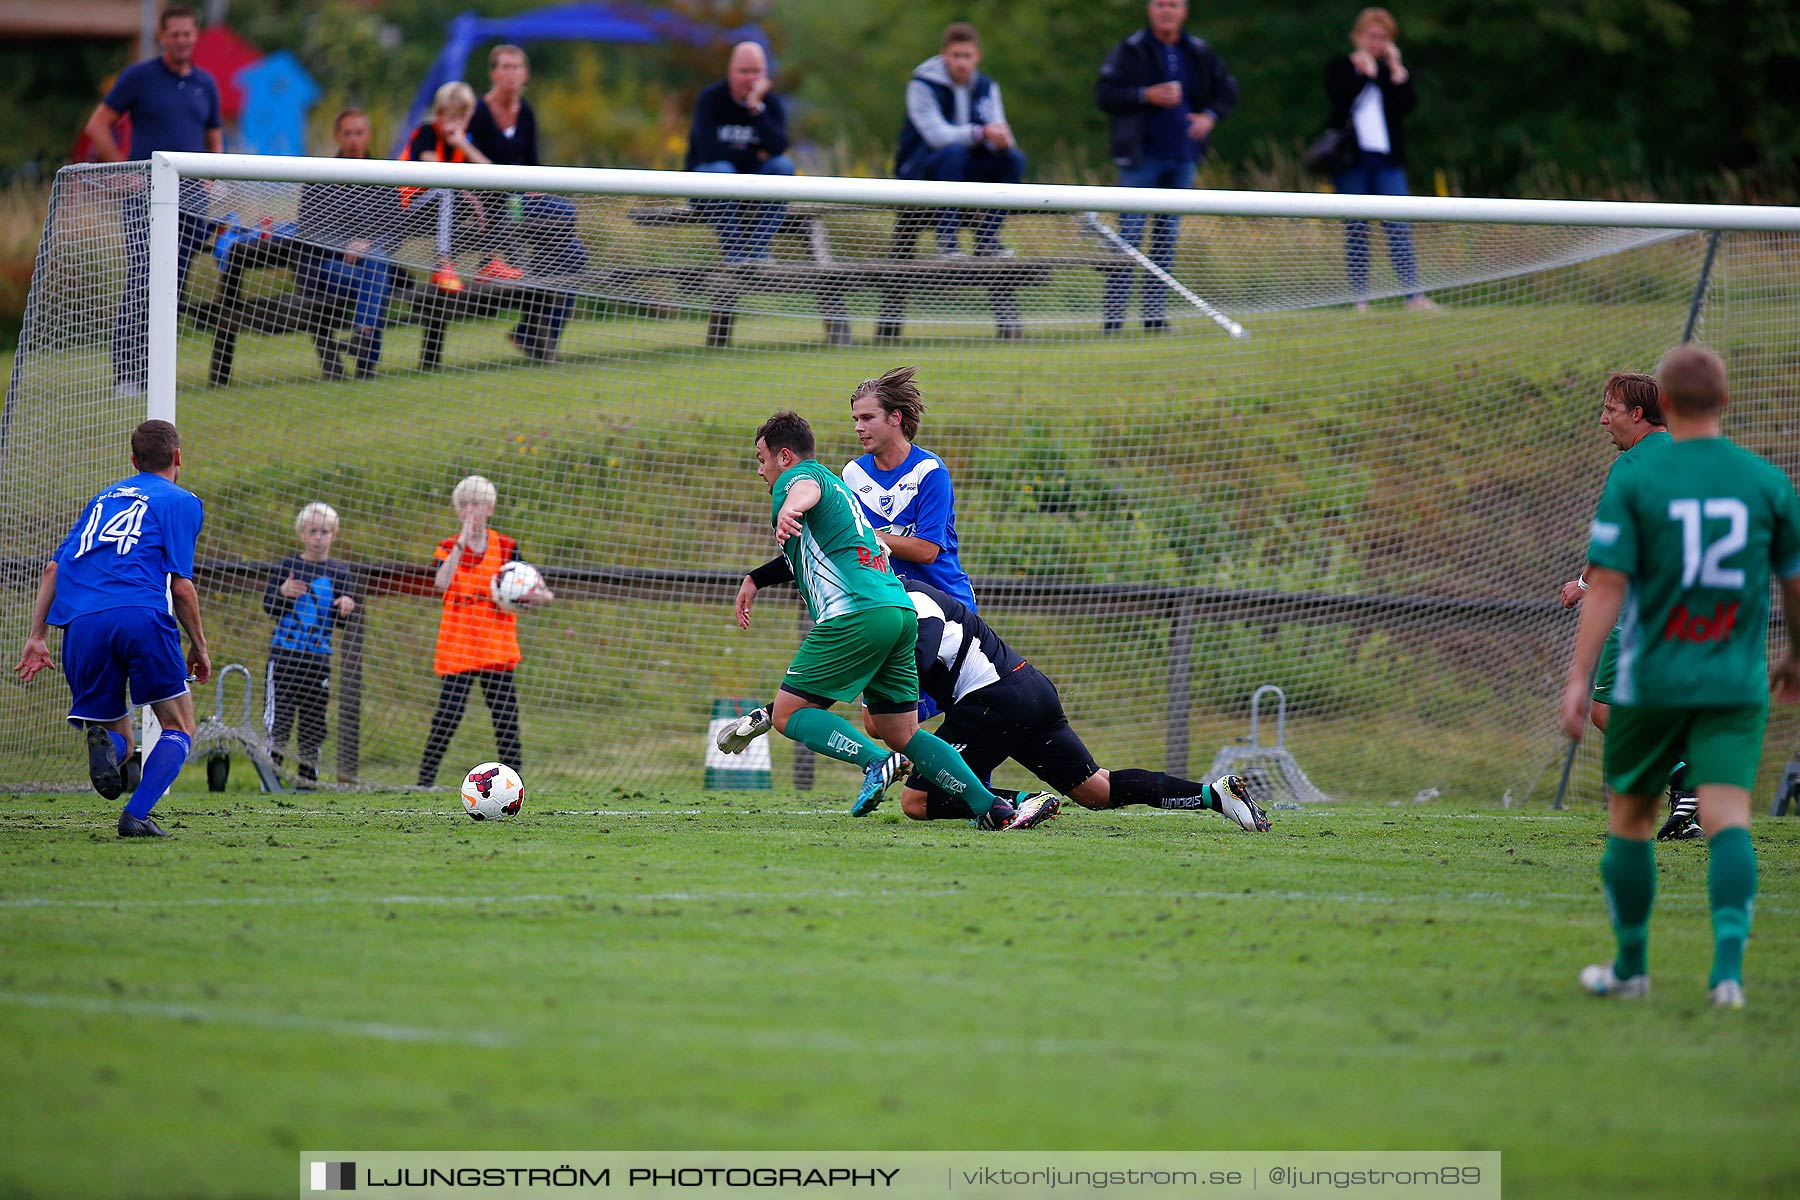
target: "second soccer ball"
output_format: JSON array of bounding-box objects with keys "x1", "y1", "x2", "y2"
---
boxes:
[{"x1": 490, "y1": 560, "x2": 543, "y2": 613}]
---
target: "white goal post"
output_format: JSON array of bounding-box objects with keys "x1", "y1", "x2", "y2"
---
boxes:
[{"x1": 6, "y1": 151, "x2": 1798, "y2": 804}]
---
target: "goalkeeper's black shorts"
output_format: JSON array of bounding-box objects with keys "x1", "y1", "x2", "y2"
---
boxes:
[{"x1": 909, "y1": 663, "x2": 1101, "y2": 797}]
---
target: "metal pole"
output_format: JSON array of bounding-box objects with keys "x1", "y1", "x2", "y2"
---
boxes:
[
  {"x1": 1081, "y1": 212, "x2": 1247, "y2": 339},
  {"x1": 146, "y1": 156, "x2": 179, "y2": 423},
  {"x1": 1551, "y1": 738, "x2": 1578, "y2": 811},
  {"x1": 336, "y1": 601, "x2": 364, "y2": 785},
  {"x1": 1681, "y1": 230, "x2": 1722, "y2": 344},
  {"x1": 1165, "y1": 601, "x2": 1195, "y2": 777},
  {"x1": 793, "y1": 610, "x2": 814, "y2": 790},
  {"x1": 139, "y1": 0, "x2": 157, "y2": 60},
  {"x1": 136, "y1": 157, "x2": 181, "y2": 777}
]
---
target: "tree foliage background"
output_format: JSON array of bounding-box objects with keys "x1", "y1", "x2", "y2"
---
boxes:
[
  {"x1": 773, "y1": 0, "x2": 1799, "y2": 197},
  {"x1": 0, "y1": 0, "x2": 1795, "y2": 196}
]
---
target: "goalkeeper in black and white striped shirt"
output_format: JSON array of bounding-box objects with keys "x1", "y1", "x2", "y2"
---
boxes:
[{"x1": 726, "y1": 571, "x2": 1269, "y2": 831}]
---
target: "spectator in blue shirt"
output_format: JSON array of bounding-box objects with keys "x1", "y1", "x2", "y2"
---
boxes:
[
  {"x1": 685, "y1": 42, "x2": 793, "y2": 263},
  {"x1": 14, "y1": 420, "x2": 211, "y2": 839},
  {"x1": 83, "y1": 5, "x2": 222, "y2": 396},
  {"x1": 1095, "y1": 0, "x2": 1238, "y2": 331},
  {"x1": 263, "y1": 502, "x2": 359, "y2": 788},
  {"x1": 895, "y1": 23, "x2": 1025, "y2": 257}
]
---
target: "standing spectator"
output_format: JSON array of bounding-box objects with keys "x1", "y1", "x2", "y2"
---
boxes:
[
  {"x1": 262, "y1": 502, "x2": 359, "y2": 788},
  {"x1": 467, "y1": 44, "x2": 539, "y2": 167},
  {"x1": 399, "y1": 82, "x2": 494, "y2": 292},
  {"x1": 296, "y1": 109, "x2": 402, "y2": 379},
  {"x1": 418, "y1": 476, "x2": 553, "y2": 787},
  {"x1": 1325, "y1": 7, "x2": 1434, "y2": 310},
  {"x1": 895, "y1": 23, "x2": 1025, "y2": 257},
  {"x1": 685, "y1": 42, "x2": 793, "y2": 263},
  {"x1": 84, "y1": 5, "x2": 222, "y2": 396},
  {"x1": 1095, "y1": 0, "x2": 1238, "y2": 332}
]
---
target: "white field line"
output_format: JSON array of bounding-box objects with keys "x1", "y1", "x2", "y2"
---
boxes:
[
  {"x1": 1, "y1": 886, "x2": 1773, "y2": 913},
  {"x1": 1, "y1": 806, "x2": 1589, "y2": 820},
  {"x1": 0, "y1": 985, "x2": 1735, "y2": 1064},
  {"x1": 0, "y1": 987, "x2": 1496, "y2": 1062},
  {"x1": 0, "y1": 990, "x2": 513, "y2": 1047}
]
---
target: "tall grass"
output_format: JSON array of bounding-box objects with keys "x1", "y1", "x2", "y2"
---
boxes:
[{"x1": 0, "y1": 180, "x2": 51, "y2": 347}]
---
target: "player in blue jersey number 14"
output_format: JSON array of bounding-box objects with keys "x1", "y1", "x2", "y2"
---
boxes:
[{"x1": 15, "y1": 420, "x2": 211, "y2": 838}]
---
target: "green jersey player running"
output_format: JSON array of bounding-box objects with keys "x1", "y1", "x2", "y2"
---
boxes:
[
  {"x1": 749, "y1": 411, "x2": 1059, "y2": 831},
  {"x1": 1559, "y1": 371, "x2": 1699, "y2": 840},
  {"x1": 1561, "y1": 344, "x2": 1800, "y2": 1010}
]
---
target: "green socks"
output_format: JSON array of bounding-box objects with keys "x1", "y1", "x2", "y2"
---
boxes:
[
  {"x1": 782, "y1": 708, "x2": 887, "y2": 769},
  {"x1": 901, "y1": 728, "x2": 998, "y2": 818},
  {"x1": 1601, "y1": 834, "x2": 1656, "y2": 980},
  {"x1": 780, "y1": 711, "x2": 1002, "y2": 820},
  {"x1": 1706, "y1": 826, "x2": 1757, "y2": 988},
  {"x1": 1599, "y1": 826, "x2": 1756, "y2": 989}
]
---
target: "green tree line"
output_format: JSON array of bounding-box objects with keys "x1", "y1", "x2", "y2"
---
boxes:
[{"x1": 1, "y1": 0, "x2": 1795, "y2": 197}]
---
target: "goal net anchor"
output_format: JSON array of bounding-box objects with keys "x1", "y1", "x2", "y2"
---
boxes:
[
  {"x1": 182, "y1": 663, "x2": 285, "y2": 794},
  {"x1": 1206, "y1": 684, "x2": 1332, "y2": 807}
]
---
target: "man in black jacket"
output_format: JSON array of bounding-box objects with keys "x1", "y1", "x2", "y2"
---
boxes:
[
  {"x1": 685, "y1": 42, "x2": 793, "y2": 263},
  {"x1": 296, "y1": 109, "x2": 402, "y2": 379},
  {"x1": 1094, "y1": 0, "x2": 1238, "y2": 331}
]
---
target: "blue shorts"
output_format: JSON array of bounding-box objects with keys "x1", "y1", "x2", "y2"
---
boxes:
[{"x1": 61, "y1": 608, "x2": 189, "y2": 724}]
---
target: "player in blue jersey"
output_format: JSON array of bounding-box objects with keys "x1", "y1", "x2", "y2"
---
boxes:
[
  {"x1": 722, "y1": 366, "x2": 976, "y2": 764},
  {"x1": 14, "y1": 420, "x2": 211, "y2": 837},
  {"x1": 842, "y1": 365, "x2": 975, "y2": 610}
]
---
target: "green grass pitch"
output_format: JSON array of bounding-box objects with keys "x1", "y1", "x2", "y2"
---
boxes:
[{"x1": 4, "y1": 782, "x2": 1798, "y2": 1198}]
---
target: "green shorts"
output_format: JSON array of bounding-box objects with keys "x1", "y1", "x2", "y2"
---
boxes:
[
  {"x1": 1591, "y1": 627, "x2": 1620, "y2": 705},
  {"x1": 1603, "y1": 704, "x2": 1768, "y2": 796},
  {"x1": 781, "y1": 606, "x2": 919, "y2": 711}
]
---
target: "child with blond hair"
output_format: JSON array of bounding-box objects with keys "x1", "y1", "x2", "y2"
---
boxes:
[{"x1": 263, "y1": 501, "x2": 359, "y2": 787}]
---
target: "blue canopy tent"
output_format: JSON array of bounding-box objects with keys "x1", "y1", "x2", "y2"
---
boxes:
[{"x1": 399, "y1": 3, "x2": 769, "y2": 154}]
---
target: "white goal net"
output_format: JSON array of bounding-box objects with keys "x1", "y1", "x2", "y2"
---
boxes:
[{"x1": 4, "y1": 155, "x2": 1796, "y2": 805}]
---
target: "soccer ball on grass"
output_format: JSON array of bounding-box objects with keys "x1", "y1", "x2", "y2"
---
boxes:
[{"x1": 460, "y1": 762, "x2": 524, "y2": 820}]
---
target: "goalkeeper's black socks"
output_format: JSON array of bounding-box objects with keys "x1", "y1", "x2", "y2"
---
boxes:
[
  {"x1": 1110, "y1": 769, "x2": 1215, "y2": 811},
  {"x1": 924, "y1": 791, "x2": 976, "y2": 821},
  {"x1": 923, "y1": 790, "x2": 1025, "y2": 824}
]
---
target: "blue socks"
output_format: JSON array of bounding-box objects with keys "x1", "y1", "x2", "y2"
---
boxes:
[
  {"x1": 106, "y1": 729, "x2": 129, "y2": 762},
  {"x1": 125, "y1": 730, "x2": 191, "y2": 818}
]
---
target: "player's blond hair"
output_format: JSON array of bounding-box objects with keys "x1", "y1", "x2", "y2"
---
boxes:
[
  {"x1": 432, "y1": 81, "x2": 477, "y2": 119},
  {"x1": 295, "y1": 501, "x2": 340, "y2": 535},
  {"x1": 850, "y1": 365, "x2": 927, "y2": 441},
  {"x1": 1353, "y1": 7, "x2": 1398, "y2": 38},
  {"x1": 452, "y1": 474, "x2": 498, "y2": 509}
]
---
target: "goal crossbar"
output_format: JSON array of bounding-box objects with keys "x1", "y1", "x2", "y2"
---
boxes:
[{"x1": 152, "y1": 152, "x2": 1800, "y2": 232}]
